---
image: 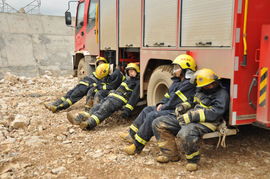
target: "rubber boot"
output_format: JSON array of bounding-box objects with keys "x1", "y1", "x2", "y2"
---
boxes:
[
  {"x1": 186, "y1": 163, "x2": 198, "y2": 171},
  {"x1": 67, "y1": 111, "x2": 90, "y2": 125},
  {"x1": 119, "y1": 132, "x2": 133, "y2": 143},
  {"x1": 80, "y1": 118, "x2": 97, "y2": 130},
  {"x1": 44, "y1": 98, "x2": 64, "y2": 113}
]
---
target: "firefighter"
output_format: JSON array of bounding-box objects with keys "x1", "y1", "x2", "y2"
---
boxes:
[
  {"x1": 67, "y1": 63, "x2": 140, "y2": 130},
  {"x1": 152, "y1": 68, "x2": 229, "y2": 171},
  {"x1": 121, "y1": 54, "x2": 197, "y2": 155},
  {"x1": 44, "y1": 56, "x2": 115, "y2": 113},
  {"x1": 84, "y1": 62, "x2": 125, "y2": 111}
]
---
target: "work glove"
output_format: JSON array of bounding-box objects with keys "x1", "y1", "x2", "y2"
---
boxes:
[
  {"x1": 175, "y1": 102, "x2": 191, "y2": 117},
  {"x1": 176, "y1": 112, "x2": 191, "y2": 125},
  {"x1": 121, "y1": 108, "x2": 132, "y2": 119}
]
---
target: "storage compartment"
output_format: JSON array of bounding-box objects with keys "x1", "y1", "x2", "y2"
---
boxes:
[
  {"x1": 143, "y1": 0, "x2": 178, "y2": 47},
  {"x1": 180, "y1": 0, "x2": 234, "y2": 47},
  {"x1": 119, "y1": 0, "x2": 141, "y2": 48},
  {"x1": 100, "y1": 0, "x2": 117, "y2": 50}
]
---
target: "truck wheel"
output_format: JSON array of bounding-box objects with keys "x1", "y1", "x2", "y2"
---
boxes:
[
  {"x1": 147, "y1": 65, "x2": 173, "y2": 106},
  {"x1": 77, "y1": 58, "x2": 90, "y2": 80}
]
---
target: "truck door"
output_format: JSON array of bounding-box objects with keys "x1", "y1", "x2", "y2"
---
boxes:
[
  {"x1": 85, "y1": 0, "x2": 99, "y2": 55},
  {"x1": 256, "y1": 25, "x2": 270, "y2": 128},
  {"x1": 75, "y1": 1, "x2": 86, "y2": 51}
]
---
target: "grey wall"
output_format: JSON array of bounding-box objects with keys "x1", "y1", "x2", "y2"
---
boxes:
[{"x1": 0, "y1": 12, "x2": 75, "y2": 78}]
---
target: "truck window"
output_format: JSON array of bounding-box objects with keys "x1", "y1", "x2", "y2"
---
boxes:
[
  {"x1": 88, "y1": 0, "x2": 98, "y2": 29},
  {"x1": 76, "y1": 2, "x2": 85, "y2": 28}
]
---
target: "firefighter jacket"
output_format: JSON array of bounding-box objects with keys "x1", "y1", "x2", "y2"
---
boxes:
[
  {"x1": 158, "y1": 77, "x2": 196, "y2": 111},
  {"x1": 108, "y1": 75, "x2": 140, "y2": 112},
  {"x1": 97, "y1": 69, "x2": 125, "y2": 91},
  {"x1": 180, "y1": 84, "x2": 229, "y2": 131},
  {"x1": 79, "y1": 72, "x2": 100, "y2": 87}
]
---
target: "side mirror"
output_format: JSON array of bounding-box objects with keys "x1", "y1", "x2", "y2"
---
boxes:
[{"x1": 65, "y1": 11, "x2": 72, "y2": 26}]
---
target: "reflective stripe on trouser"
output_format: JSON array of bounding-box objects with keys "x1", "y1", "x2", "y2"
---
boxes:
[
  {"x1": 129, "y1": 106, "x2": 156, "y2": 138},
  {"x1": 177, "y1": 123, "x2": 212, "y2": 163},
  {"x1": 152, "y1": 114, "x2": 181, "y2": 158},
  {"x1": 134, "y1": 108, "x2": 175, "y2": 150},
  {"x1": 88, "y1": 97, "x2": 124, "y2": 126}
]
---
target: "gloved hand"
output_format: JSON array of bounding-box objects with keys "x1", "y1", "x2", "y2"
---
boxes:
[
  {"x1": 175, "y1": 102, "x2": 191, "y2": 117},
  {"x1": 175, "y1": 104, "x2": 185, "y2": 117},
  {"x1": 121, "y1": 108, "x2": 132, "y2": 119},
  {"x1": 176, "y1": 115, "x2": 185, "y2": 125},
  {"x1": 176, "y1": 112, "x2": 191, "y2": 125}
]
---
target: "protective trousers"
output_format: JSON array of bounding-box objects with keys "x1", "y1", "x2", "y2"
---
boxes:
[
  {"x1": 152, "y1": 115, "x2": 181, "y2": 160},
  {"x1": 152, "y1": 115, "x2": 212, "y2": 163},
  {"x1": 64, "y1": 84, "x2": 95, "y2": 105},
  {"x1": 177, "y1": 123, "x2": 211, "y2": 163},
  {"x1": 85, "y1": 89, "x2": 110, "y2": 110},
  {"x1": 129, "y1": 106, "x2": 174, "y2": 152},
  {"x1": 84, "y1": 97, "x2": 125, "y2": 129}
]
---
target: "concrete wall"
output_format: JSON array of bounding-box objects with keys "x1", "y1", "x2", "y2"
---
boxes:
[{"x1": 0, "y1": 12, "x2": 75, "y2": 78}]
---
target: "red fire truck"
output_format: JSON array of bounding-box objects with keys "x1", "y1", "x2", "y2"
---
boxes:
[{"x1": 65, "y1": 0, "x2": 270, "y2": 129}]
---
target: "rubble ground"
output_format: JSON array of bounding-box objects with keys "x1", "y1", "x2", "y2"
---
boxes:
[{"x1": 0, "y1": 72, "x2": 270, "y2": 179}]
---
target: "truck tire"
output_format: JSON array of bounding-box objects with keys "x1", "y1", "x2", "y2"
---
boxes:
[
  {"x1": 147, "y1": 65, "x2": 173, "y2": 106},
  {"x1": 77, "y1": 58, "x2": 90, "y2": 81}
]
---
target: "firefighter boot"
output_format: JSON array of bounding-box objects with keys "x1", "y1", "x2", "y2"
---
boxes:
[
  {"x1": 44, "y1": 98, "x2": 64, "y2": 113},
  {"x1": 119, "y1": 132, "x2": 133, "y2": 143},
  {"x1": 55, "y1": 101, "x2": 71, "y2": 112},
  {"x1": 123, "y1": 142, "x2": 144, "y2": 155},
  {"x1": 80, "y1": 118, "x2": 97, "y2": 130},
  {"x1": 186, "y1": 163, "x2": 198, "y2": 172},
  {"x1": 67, "y1": 111, "x2": 91, "y2": 125},
  {"x1": 156, "y1": 130, "x2": 180, "y2": 163},
  {"x1": 84, "y1": 98, "x2": 94, "y2": 111}
]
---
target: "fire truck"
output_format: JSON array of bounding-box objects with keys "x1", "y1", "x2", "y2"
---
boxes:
[{"x1": 65, "y1": 0, "x2": 270, "y2": 129}]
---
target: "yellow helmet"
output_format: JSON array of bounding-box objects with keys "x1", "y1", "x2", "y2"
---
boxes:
[
  {"x1": 195, "y1": 68, "x2": 219, "y2": 87},
  {"x1": 172, "y1": 54, "x2": 196, "y2": 71},
  {"x1": 95, "y1": 63, "x2": 110, "y2": 79},
  {"x1": 95, "y1": 56, "x2": 108, "y2": 66},
  {"x1": 125, "y1": 63, "x2": 140, "y2": 73}
]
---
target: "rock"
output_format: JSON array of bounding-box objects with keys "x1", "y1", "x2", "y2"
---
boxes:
[
  {"x1": 3, "y1": 137, "x2": 16, "y2": 144},
  {"x1": 62, "y1": 140, "x2": 72, "y2": 144},
  {"x1": 51, "y1": 166, "x2": 66, "y2": 174},
  {"x1": 38, "y1": 125, "x2": 44, "y2": 132},
  {"x1": 144, "y1": 159, "x2": 155, "y2": 165},
  {"x1": 92, "y1": 150, "x2": 103, "y2": 158},
  {"x1": 4, "y1": 72, "x2": 19, "y2": 84},
  {"x1": 69, "y1": 128, "x2": 75, "y2": 134},
  {"x1": 10, "y1": 114, "x2": 30, "y2": 129},
  {"x1": 108, "y1": 155, "x2": 117, "y2": 161},
  {"x1": 24, "y1": 136, "x2": 47, "y2": 146}
]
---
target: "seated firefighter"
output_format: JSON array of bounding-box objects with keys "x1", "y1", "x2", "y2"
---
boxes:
[
  {"x1": 44, "y1": 56, "x2": 123, "y2": 113},
  {"x1": 120, "y1": 54, "x2": 197, "y2": 155},
  {"x1": 152, "y1": 68, "x2": 229, "y2": 171},
  {"x1": 67, "y1": 63, "x2": 140, "y2": 131}
]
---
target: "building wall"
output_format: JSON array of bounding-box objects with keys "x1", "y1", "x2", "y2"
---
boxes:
[{"x1": 0, "y1": 12, "x2": 75, "y2": 78}]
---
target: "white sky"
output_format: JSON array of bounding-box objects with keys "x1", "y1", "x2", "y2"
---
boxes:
[{"x1": 6, "y1": 0, "x2": 77, "y2": 16}]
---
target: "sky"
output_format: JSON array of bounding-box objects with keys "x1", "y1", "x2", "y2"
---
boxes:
[{"x1": 6, "y1": 0, "x2": 77, "y2": 16}]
